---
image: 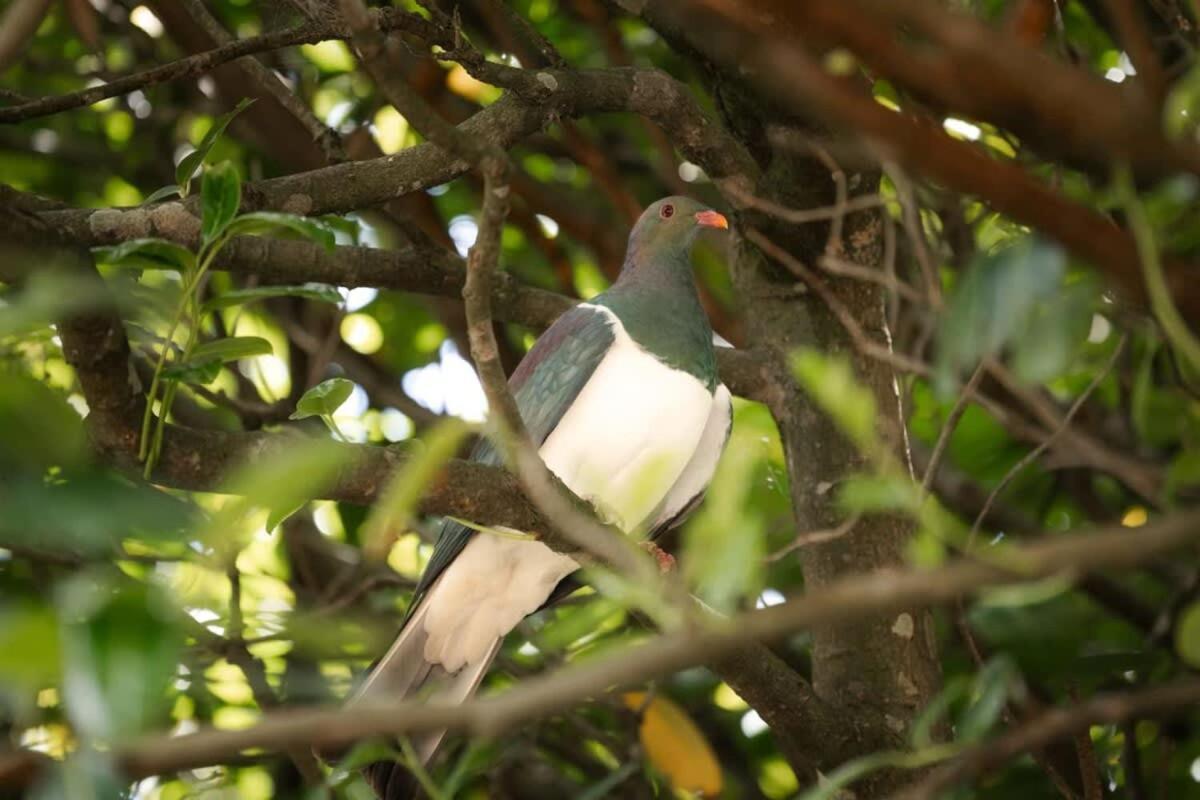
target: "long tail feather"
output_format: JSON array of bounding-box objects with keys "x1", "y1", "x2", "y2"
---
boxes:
[{"x1": 349, "y1": 597, "x2": 503, "y2": 800}]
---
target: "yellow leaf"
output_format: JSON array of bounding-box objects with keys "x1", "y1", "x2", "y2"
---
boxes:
[{"x1": 623, "y1": 692, "x2": 723, "y2": 798}]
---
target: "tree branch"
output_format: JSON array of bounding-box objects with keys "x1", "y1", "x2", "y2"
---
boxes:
[
  {"x1": 895, "y1": 678, "x2": 1200, "y2": 800},
  {"x1": 4, "y1": 507, "x2": 1200, "y2": 790},
  {"x1": 0, "y1": 8, "x2": 438, "y2": 123}
]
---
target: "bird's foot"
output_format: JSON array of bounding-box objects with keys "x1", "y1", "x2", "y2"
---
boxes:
[{"x1": 640, "y1": 541, "x2": 676, "y2": 574}]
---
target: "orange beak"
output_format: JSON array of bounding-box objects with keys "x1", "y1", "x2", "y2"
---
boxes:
[{"x1": 694, "y1": 209, "x2": 729, "y2": 230}]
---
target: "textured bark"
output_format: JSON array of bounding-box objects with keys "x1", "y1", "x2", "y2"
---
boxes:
[{"x1": 687, "y1": 24, "x2": 944, "y2": 794}]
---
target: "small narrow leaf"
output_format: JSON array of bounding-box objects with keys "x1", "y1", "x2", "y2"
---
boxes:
[
  {"x1": 291, "y1": 377, "x2": 355, "y2": 420},
  {"x1": 94, "y1": 238, "x2": 195, "y2": 272},
  {"x1": 200, "y1": 161, "x2": 241, "y2": 246},
  {"x1": 175, "y1": 97, "x2": 254, "y2": 188},
  {"x1": 188, "y1": 336, "x2": 273, "y2": 363},
  {"x1": 225, "y1": 211, "x2": 336, "y2": 252},
  {"x1": 203, "y1": 283, "x2": 342, "y2": 313},
  {"x1": 161, "y1": 337, "x2": 272, "y2": 383},
  {"x1": 160, "y1": 358, "x2": 222, "y2": 384},
  {"x1": 142, "y1": 185, "x2": 181, "y2": 205}
]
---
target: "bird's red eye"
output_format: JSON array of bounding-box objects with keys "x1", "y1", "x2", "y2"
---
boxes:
[{"x1": 660, "y1": 204, "x2": 675, "y2": 219}]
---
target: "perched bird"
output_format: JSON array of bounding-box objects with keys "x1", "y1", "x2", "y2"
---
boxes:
[{"x1": 352, "y1": 196, "x2": 732, "y2": 798}]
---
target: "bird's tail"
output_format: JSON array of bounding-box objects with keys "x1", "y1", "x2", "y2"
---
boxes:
[{"x1": 346, "y1": 596, "x2": 502, "y2": 800}]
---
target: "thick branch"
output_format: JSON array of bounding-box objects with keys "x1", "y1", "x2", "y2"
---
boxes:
[{"x1": 40, "y1": 65, "x2": 756, "y2": 236}]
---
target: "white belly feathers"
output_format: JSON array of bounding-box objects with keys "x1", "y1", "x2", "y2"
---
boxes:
[{"x1": 421, "y1": 306, "x2": 722, "y2": 671}]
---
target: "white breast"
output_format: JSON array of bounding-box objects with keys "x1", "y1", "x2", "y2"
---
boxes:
[{"x1": 421, "y1": 306, "x2": 720, "y2": 671}]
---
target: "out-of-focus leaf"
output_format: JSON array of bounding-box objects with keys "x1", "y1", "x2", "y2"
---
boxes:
[
  {"x1": 201, "y1": 161, "x2": 241, "y2": 245},
  {"x1": 361, "y1": 418, "x2": 472, "y2": 560},
  {"x1": 1131, "y1": 340, "x2": 1190, "y2": 448},
  {"x1": 175, "y1": 98, "x2": 254, "y2": 189},
  {"x1": 1010, "y1": 280, "x2": 1096, "y2": 383},
  {"x1": 622, "y1": 692, "x2": 723, "y2": 798},
  {"x1": 791, "y1": 348, "x2": 878, "y2": 450},
  {"x1": 202, "y1": 283, "x2": 342, "y2": 313},
  {"x1": 0, "y1": 471, "x2": 195, "y2": 554},
  {"x1": 0, "y1": 269, "x2": 104, "y2": 338},
  {"x1": 533, "y1": 596, "x2": 623, "y2": 653},
  {"x1": 0, "y1": 605, "x2": 61, "y2": 691},
  {"x1": 910, "y1": 676, "x2": 970, "y2": 749},
  {"x1": 838, "y1": 474, "x2": 920, "y2": 515},
  {"x1": 936, "y1": 238, "x2": 1066, "y2": 392},
  {"x1": 957, "y1": 656, "x2": 1017, "y2": 742},
  {"x1": 94, "y1": 237, "x2": 195, "y2": 272},
  {"x1": 291, "y1": 377, "x2": 355, "y2": 420},
  {"x1": 60, "y1": 577, "x2": 184, "y2": 739},
  {"x1": 225, "y1": 211, "x2": 337, "y2": 252},
  {"x1": 1165, "y1": 61, "x2": 1200, "y2": 139},
  {"x1": 204, "y1": 437, "x2": 356, "y2": 557},
  {"x1": 0, "y1": 372, "x2": 88, "y2": 470},
  {"x1": 28, "y1": 751, "x2": 125, "y2": 800},
  {"x1": 683, "y1": 441, "x2": 766, "y2": 613},
  {"x1": 1175, "y1": 602, "x2": 1200, "y2": 667},
  {"x1": 1166, "y1": 450, "x2": 1200, "y2": 500}
]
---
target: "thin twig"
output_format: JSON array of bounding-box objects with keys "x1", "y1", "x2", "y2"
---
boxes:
[
  {"x1": 766, "y1": 515, "x2": 860, "y2": 562},
  {"x1": 969, "y1": 335, "x2": 1128, "y2": 543},
  {"x1": 921, "y1": 362, "x2": 985, "y2": 494},
  {"x1": 894, "y1": 678, "x2": 1200, "y2": 800},
  {"x1": 0, "y1": 9, "x2": 437, "y2": 123}
]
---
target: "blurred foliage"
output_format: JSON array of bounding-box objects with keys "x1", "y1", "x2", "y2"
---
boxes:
[{"x1": 2, "y1": 0, "x2": 1200, "y2": 799}]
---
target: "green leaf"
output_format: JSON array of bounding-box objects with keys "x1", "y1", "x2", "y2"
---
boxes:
[
  {"x1": 790, "y1": 348, "x2": 878, "y2": 450},
  {"x1": 1165, "y1": 60, "x2": 1200, "y2": 139},
  {"x1": 837, "y1": 473, "x2": 921, "y2": 515},
  {"x1": 225, "y1": 211, "x2": 337, "y2": 252},
  {"x1": 936, "y1": 238, "x2": 1066, "y2": 392},
  {"x1": 291, "y1": 377, "x2": 355, "y2": 420},
  {"x1": 93, "y1": 238, "x2": 195, "y2": 272},
  {"x1": 0, "y1": 605, "x2": 61, "y2": 691},
  {"x1": 360, "y1": 418, "x2": 474, "y2": 558},
  {"x1": 161, "y1": 336, "x2": 272, "y2": 384},
  {"x1": 1166, "y1": 449, "x2": 1200, "y2": 500},
  {"x1": 160, "y1": 358, "x2": 223, "y2": 384},
  {"x1": 1010, "y1": 280, "x2": 1096, "y2": 383},
  {"x1": 683, "y1": 441, "x2": 766, "y2": 613},
  {"x1": 957, "y1": 656, "x2": 1017, "y2": 742},
  {"x1": 0, "y1": 373, "x2": 88, "y2": 471},
  {"x1": 142, "y1": 185, "x2": 181, "y2": 205},
  {"x1": 910, "y1": 677, "x2": 971, "y2": 749},
  {"x1": 534, "y1": 597, "x2": 623, "y2": 653},
  {"x1": 60, "y1": 577, "x2": 183, "y2": 739},
  {"x1": 205, "y1": 437, "x2": 356, "y2": 558},
  {"x1": 188, "y1": 335, "x2": 273, "y2": 363},
  {"x1": 1175, "y1": 601, "x2": 1200, "y2": 667},
  {"x1": 265, "y1": 500, "x2": 306, "y2": 533},
  {"x1": 175, "y1": 97, "x2": 254, "y2": 189},
  {"x1": 200, "y1": 161, "x2": 242, "y2": 246},
  {"x1": 202, "y1": 282, "x2": 342, "y2": 313}
]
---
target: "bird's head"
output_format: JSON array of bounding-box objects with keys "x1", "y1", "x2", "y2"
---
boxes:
[{"x1": 622, "y1": 196, "x2": 728, "y2": 273}]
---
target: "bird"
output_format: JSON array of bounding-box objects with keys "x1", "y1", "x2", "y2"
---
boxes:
[{"x1": 349, "y1": 196, "x2": 733, "y2": 798}]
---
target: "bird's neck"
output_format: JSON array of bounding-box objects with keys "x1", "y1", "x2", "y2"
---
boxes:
[{"x1": 596, "y1": 252, "x2": 718, "y2": 391}]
